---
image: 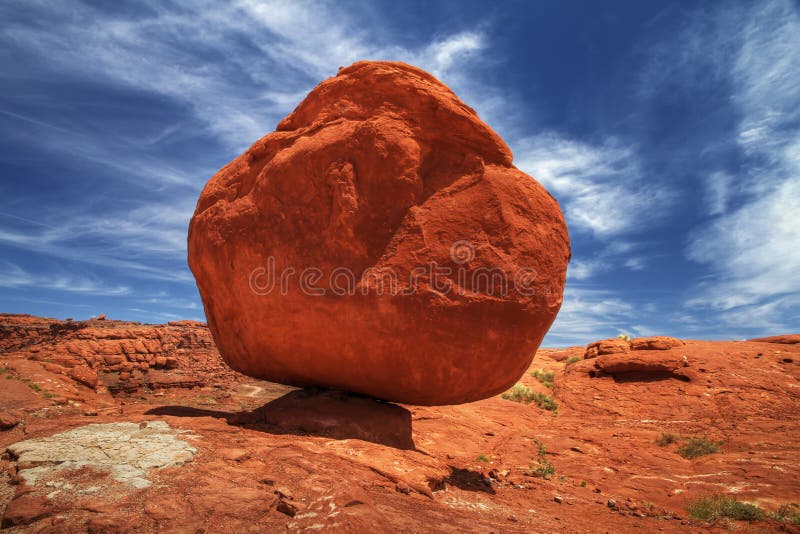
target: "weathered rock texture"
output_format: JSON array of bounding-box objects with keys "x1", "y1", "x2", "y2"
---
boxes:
[
  {"x1": 0, "y1": 314, "x2": 240, "y2": 395},
  {"x1": 2, "y1": 315, "x2": 800, "y2": 532},
  {"x1": 188, "y1": 61, "x2": 570, "y2": 405},
  {"x1": 584, "y1": 336, "x2": 684, "y2": 359},
  {"x1": 8, "y1": 421, "x2": 196, "y2": 489}
]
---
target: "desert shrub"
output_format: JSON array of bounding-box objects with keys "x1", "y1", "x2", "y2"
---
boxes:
[
  {"x1": 531, "y1": 392, "x2": 558, "y2": 412},
  {"x1": 655, "y1": 432, "x2": 678, "y2": 446},
  {"x1": 22, "y1": 379, "x2": 42, "y2": 392},
  {"x1": 475, "y1": 454, "x2": 489, "y2": 463},
  {"x1": 501, "y1": 383, "x2": 534, "y2": 403},
  {"x1": 530, "y1": 439, "x2": 555, "y2": 479},
  {"x1": 530, "y1": 368, "x2": 554, "y2": 388},
  {"x1": 580, "y1": 480, "x2": 587, "y2": 487},
  {"x1": 617, "y1": 333, "x2": 631, "y2": 342},
  {"x1": 501, "y1": 384, "x2": 558, "y2": 412},
  {"x1": 686, "y1": 494, "x2": 764, "y2": 522},
  {"x1": 677, "y1": 437, "x2": 721, "y2": 459},
  {"x1": 771, "y1": 504, "x2": 800, "y2": 526},
  {"x1": 565, "y1": 356, "x2": 581, "y2": 366}
]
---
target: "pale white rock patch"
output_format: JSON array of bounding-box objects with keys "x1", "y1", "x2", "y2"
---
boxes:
[{"x1": 7, "y1": 421, "x2": 196, "y2": 489}]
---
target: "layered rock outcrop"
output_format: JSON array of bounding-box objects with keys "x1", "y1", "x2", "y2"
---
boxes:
[
  {"x1": 0, "y1": 314, "x2": 237, "y2": 393},
  {"x1": 584, "y1": 336, "x2": 684, "y2": 359},
  {"x1": 188, "y1": 61, "x2": 571, "y2": 405}
]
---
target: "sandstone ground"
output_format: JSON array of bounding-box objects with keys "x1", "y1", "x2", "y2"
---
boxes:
[{"x1": 1, "y1": 314, "x2": 799, "y2": 532}]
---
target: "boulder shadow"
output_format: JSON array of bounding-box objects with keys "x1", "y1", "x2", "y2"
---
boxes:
[{"x1": 146, "y1": 388, "x2": 415, "y2": 450}]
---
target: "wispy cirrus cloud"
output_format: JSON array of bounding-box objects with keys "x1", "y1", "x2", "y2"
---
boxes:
[
  {"x1": 684, "y1": 0, "x2": 800, "y2": 332},
  {"x1": 514, "y1": 133, "x2": 673, "y2": 238},
  {"x1": 0, "y1": 262, "x2": 130, "y2": 296},
  {"x1": 543, "y1": 285, "x2": 647, "y2": 346},
  {"x1": 1, "y1": 0, "x2": 493, "y2": 151}
]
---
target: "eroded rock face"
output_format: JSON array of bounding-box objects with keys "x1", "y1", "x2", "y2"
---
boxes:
[
  {"x1": 0, "y1": 314, "x2": 239, "y2": 394},
  {"x1": 188, "y1": 61, "x2": 570, "y2": 405},
  {"x1": 630, "y1": 336, "x2": 684, "y2": 351},
  {"x1": 584, "y1": 338, "x2": 631, "y2": 359}
]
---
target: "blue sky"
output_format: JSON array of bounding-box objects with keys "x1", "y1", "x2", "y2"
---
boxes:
[{"x1": 0, "y1": 0, "x2": 798, "y2": 346}]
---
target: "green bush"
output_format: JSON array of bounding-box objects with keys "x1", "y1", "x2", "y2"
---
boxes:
[
  {"x1": 501, "y1": 384, "x2": 558, "y2": 412},
  {"x1": 501, "y1": 383, "x2": 534, "y2": 403},
  {"x1": 771, "y1": 503, "x2": 800, "y2": 526},
  {"x1": 686, "y1": 494, "x2": 764, "y2": 522},
  {"x1": 530, "y1": 439, "x2": 555, "y2": 479},
  {"x1": 530, "y1": 368, "x2": 554, "y2": 388},
  {"x1": 475, "y1": 454, "x2": 489, "y2": 463},
  {"x1": 565, "y1": 356, "x2": 582, "y2": 366},
  {"x1": 531, "y1": 392, "x2": 558, "y2": 412},
  {"x1": 677, "y1": 437, "x2": 721, "y2": 459},
  {"x1": 655, "y1": 432, "x2": 678, "y2": 446}
]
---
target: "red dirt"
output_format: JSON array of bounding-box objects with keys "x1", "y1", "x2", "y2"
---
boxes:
[{"x1": 1, "y1": 314, "x2": 799, "y2": 532}]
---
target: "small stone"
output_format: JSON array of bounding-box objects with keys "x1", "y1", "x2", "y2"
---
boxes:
[
  {"x1": 607, "y1": 499, "x2": 617, "y2": 508},
  {"x1": 554, "y1": 495, "x2": 563, "y2": 503},
  {"x1": 396, "y1": 482, "x2": 411, "y2": 494},
  {"x1": 276, "y1": 500, "x2": 297, "y2": 517},
  {"x1": 0, "y1": 410, "x2": 22, "y2": 430},
  {"x1": 1, "y1": 495, "x2": 52, "y2": 527}
]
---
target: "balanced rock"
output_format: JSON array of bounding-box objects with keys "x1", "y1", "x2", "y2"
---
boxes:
[{"x1": 188, "y1": 61, "x2": 570, "y2": 405}]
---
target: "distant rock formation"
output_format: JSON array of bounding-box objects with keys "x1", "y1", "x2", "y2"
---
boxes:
[
  {"x1": 0, "y1": 313, "x2": 238, "y2": 393},
  {"x1": 584, "y1": 336, "x2": 684, "y2": 359},
  {"x1": 188, "y1": 61, "x2": 570, "y2": 405}
]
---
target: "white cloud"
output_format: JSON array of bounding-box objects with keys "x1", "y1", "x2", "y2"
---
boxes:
[
  {"x1": 0, "y1": 202, "x2": 195, "y2": 283},
  {"x1": 2, "y1": 1, "x2": 493, "y2": 151},
  {"x1": 568, "y1": 259, "x2": 606, "y2": 281},
  {"x1": 514, "y1": 133, "x2": 673, "y2": 237},
  {"x1": 687, "y1": 177, "x2": 800, "y2": 311},
  {"x1": 685, "y1": 0, "x2": 800, "y2": 331},
  {"x1": 543, "y1": 285, "x2": 645, "y2": 346},
  {"x1": 0, "y1": 262, "x2": 130, "y2": 296},
  {"x1": 704, "y1": 171, "x2": 732, "y2": 216}
]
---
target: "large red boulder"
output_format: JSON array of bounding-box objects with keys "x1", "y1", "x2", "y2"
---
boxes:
[{"x1": 188, "y1": 61, "x2": 570, "y2": 405}]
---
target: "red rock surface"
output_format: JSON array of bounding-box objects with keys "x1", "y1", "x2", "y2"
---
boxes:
[
  {"x1": 630, "y1": 336, "x2": 685, "y2": 351},
  {"x1": 0, "y1": 313, "x2": 242, "y2": 399},
  {"x1": 188, "y1": 61, "x2": 571, "y2": 405},
  {"x1": 584, "y1": 338, "x2": 631, "y2": 359},
  {"x1": 749, "y1": 334, "x2": 800, "y2": 344},
  {"x1": 2, "y1": 315, "x2": 800, "y2": 532}
]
